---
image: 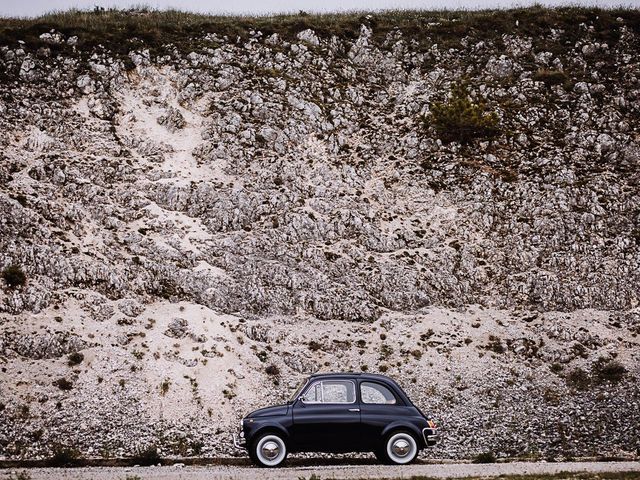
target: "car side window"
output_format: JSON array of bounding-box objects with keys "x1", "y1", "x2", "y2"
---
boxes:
[
  {"x1": 301, "y1": 382, "x2": 323, "y2": 403},
  {"x1": 301, "y1": 380, "x2": 356, "y2": 404},
  {"x1": 360, "y1": 381, "x2": 397, "y2": 404},
  {"x1": 322, "y1": 380, "x2": 355, "y2": 403}
]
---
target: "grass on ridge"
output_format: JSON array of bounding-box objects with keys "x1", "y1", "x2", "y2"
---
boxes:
[{"x1": 0, "y1": 6, "x2": 638, "y2": 56}]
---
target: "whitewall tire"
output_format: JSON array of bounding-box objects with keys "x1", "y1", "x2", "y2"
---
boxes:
[
  {"x1": 251, "y1": 433, "x2": 287, "y2": 467},
  {"x1": 385, "y1": 431, "x2": 418, "y2": 465}
]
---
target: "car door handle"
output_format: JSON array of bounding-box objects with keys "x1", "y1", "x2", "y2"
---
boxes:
[{"x1": 348, "y1": 408, "x2": 360, "y2": 412}]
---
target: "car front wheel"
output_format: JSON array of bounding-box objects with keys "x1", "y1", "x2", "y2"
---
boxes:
[
  {"x1": 250, "y1": 433, "x2": 287, "y2": 467},
  {"x1": 380, "y1": 431, "x2": 418, "y2": 465}
]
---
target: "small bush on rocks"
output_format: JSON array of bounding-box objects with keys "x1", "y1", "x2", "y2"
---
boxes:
[
  {"x1": 426, "y1": 83, "x2": 500, "y2": 144},
  {"x1": 472, "y1": 451, "x2": 497, "y2": 463},
  {"x1": 53, "y1": 377, "x2": 73, "y2": 391},
  {"x1": 223, "y1": 388, "x2": 236, "y2": 400},
  {"x1": 190, "y1": 440, "x2": 203, "y2": 455},
  {"x1": 46, "y1": 446, "x2": 81, "y2": 467},
  {"x1": 160, "y1": 379, "x2": 170, "y2": 396},
  {"x1": 485, "y1": 335, "x2": 505, "y2": 354},
  {"x1": 131, "y1": 445, "x2": 161, "y2": 466},
  {"x1": 379, "y1": 344, "x2": 394, "y2": 360},
  {"x1": 566, "y1": 367, "x2": 591, "y2": 390},
  {"x1": 2, "y1": 264, "x2": 27, "y2": 289},
  {"x1": 533, "y1": 68, "x2": 569, "y2": 86},
  {"x1": 265, "y1": 364, "x2": 280, "y2": 375},
  {"x1": 256, "y1": 350, "x2": 268, "y2": 362},
  {"x1": 67, "y1": 352, "x2": 84, "y2": 366},
  {"x1": 593, "y1": 359, "x2": 627, "y2": 383}
]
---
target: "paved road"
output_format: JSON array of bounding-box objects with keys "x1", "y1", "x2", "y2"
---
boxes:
[{"x1": 3, "y1": 461, "x2": 640, "y2": 480}]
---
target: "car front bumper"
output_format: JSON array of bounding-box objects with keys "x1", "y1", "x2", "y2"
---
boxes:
[
  {"x1": 422, "y1": 427, "x2": 440, "y2": 446},
  {"x1": 233, "y1": 430, "x2": 247, "y2": 449}
]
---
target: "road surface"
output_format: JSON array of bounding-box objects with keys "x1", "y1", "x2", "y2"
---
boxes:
[{"x1": 3, "y1": 460, "x2": 640, "y2": 479}]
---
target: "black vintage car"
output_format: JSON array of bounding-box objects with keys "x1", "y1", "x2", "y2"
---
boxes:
[{"x1": 233, "y1": 372, "x2": 439, "y2": 467}]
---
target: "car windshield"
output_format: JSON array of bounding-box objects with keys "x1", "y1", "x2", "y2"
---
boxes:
[{"x1": 289, "y1": 378, "x2": 309, "y2": 402}]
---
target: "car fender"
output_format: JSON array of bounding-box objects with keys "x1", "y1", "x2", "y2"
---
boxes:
[
  {"x1": 381, "y1": 421, "x2": 423, "y2": 443},
  {"x1": 249, "y1": 422, "x2": 291, "y2": 443}
]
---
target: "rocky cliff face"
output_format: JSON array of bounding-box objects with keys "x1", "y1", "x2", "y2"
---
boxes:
[{"x1": 0, "y1": 8, "x2": 639, "y2": 462}]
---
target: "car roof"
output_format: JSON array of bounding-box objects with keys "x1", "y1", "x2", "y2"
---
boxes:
[{"x1": 309, "y1": 372, "x2": 395, "y2": 382}]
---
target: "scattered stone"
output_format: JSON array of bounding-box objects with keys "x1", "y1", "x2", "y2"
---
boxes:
[{"x1": 164, "y1": 318, "x2": 189, "y2": 339}]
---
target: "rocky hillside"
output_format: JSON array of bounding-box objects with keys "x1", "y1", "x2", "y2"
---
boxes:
[{"x1": 0, "y1": 7, "x2": 639, "y2": 462}]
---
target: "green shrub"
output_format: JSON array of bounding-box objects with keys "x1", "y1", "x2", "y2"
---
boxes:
[
  {"x1": 593, "y1": 359, "x2": 626, "y2": 383},
  {"x1": 265, "y1": 364, "x2": 280, "y2": 376},
  {"x1": 67, "y1": 352, "x2": 84, "y2": 366},
  {"x1": 190, "y1": 440, "x2": 203, "y2": 455},
  {"x1": 472, "y1": 451, "x2": 496, "y2": 463},
  {"x1": 160, "y1": 379, "x2": 170, "y2": 396},
  {"x1": 426, "y1": 83, "x2": 500, "y2": 143},
  {"x1": 222, "y1": 388, "x2": 236, "y2": 400},
  {"x1": 532, "y1": 68, "x2": 569, "y2": 86},
  {"x1": 256, "y1": 350, "x2": 268, "y2": 362},
  {"x1": 485, "y1": 335, "x2": 505, "y2": 354},
  {"x1": 131, "y1": 445, "x2": 161, "y2": 466},
  {"x1": 379, "y1": 344, "x2": 394, "y2": 360},
  {"x1": 566, "y1": 367, "x2": 591, "y2": 391},
  {"x1": 53, "y1": 377, "x2": 73, "y2": 391},
  {"x1": 2, "y1": 264, "x2": 26, "y2": 289},
  {"x1": 46, "y1": 446, "x2": 81, "y2": 467}
]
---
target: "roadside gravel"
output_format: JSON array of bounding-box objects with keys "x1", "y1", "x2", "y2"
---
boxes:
[{"x1": 3, "y1": 461, "x2": 640, "y2": 480}]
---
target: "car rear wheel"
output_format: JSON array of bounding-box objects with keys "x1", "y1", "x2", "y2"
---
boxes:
[
  {"x1": 250, "y1": 433, "x2": 287, "y2": 468},
  {"x1": 381, "y1": 431, "x2": 418, "y2": 465}
]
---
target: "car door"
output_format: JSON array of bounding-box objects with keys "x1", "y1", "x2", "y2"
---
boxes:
[
  {"x1": 358, "y1": 380, "x2": 405, "y2": 450},
  {"x1": 291, "y1": 379, "x2": 361, "y2": 452}
]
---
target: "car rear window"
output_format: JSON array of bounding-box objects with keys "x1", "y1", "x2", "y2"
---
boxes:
[{"x1": 360, "y1": 381, "x2": 397, "y2": 404}]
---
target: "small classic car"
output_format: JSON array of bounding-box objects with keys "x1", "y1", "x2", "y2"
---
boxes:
[{"x1": 233, "y1": 372, "x2": 439, "y2": 467}]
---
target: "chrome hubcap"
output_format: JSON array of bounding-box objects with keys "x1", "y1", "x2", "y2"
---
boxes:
[
  {"x1": 261, "y1": 441, "x2": 280, "y2": 459},
  {"x1": 392, "y1": 439, "x2": 410, "y2": 457}
]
